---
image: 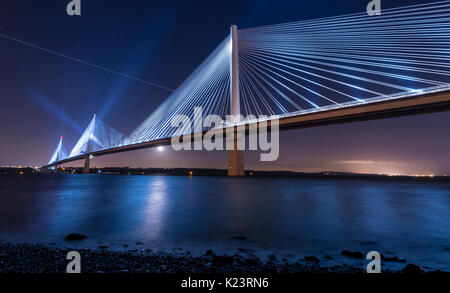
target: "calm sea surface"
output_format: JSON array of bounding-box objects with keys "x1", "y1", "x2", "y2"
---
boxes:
[{"x1": 0, "y1": 174, "x2": 449, "y2": 270}]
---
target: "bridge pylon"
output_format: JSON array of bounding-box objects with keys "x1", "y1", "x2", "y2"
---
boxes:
[
  {"x1": 80, "y1": 114, "x2": 96, "y2": 174},
  {"x1": 228, "y1": 25, "x2": 245, "y2": 177},
  {"x1": 82, "y1": 155, "x2": 91, "y2": 174}
]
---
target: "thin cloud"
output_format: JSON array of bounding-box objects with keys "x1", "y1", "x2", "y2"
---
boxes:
[{"x1": 333, "y1": 160, "x2": 398, "y2": 165}]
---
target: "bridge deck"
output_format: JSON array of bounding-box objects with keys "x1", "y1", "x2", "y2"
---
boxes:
[{"x1": 44, "y1": 89, "x2": 450, "y2": 167}]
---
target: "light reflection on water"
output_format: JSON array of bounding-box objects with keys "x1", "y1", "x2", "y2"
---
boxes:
[{"x1": 0, "y1": 174, "x2": 449, "y2": 270}]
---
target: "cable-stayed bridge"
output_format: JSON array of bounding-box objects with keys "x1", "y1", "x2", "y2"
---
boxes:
[{"x1": 44, "y1": 1, "x2": 450, "y2": 175}]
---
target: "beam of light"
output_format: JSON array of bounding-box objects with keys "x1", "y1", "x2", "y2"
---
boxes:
[
  {"x1": 96, "y1": 1, "x2": 184, "y2": 119},
  {"x1": 26, "y1": 90, "x2": 84, "y2": 133},
  {"x1": 0, "y1": 32, "x2": 174, "y2": 92},
  {"x1": 97, "y1": 35, "x2": 171, "y2": 119}
]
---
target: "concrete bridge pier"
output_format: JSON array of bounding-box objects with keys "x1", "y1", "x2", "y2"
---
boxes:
[
  {"x1": 82, "y1": 156, "x2": 91, "y2": 174},
  {"x1": 39, "y1": 166, "x2": 54, "y2": 174},
  {"x1": 228, "y1": 24, "x2": 245, "y2": 177},
  {"x1": 228, "y1": 128, "x2": 245, "y2": 176}
]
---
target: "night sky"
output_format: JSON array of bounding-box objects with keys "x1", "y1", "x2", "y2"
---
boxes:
[{"x1": 1, "y1": 0, "x2": 449, "y2": 175}]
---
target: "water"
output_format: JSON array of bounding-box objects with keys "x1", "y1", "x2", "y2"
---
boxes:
[{"x1": 0, "y1": 174, "x2": 449, "y2": 271}]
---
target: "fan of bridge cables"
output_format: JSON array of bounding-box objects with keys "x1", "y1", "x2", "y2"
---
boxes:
[
  {"x1": 238, "y1": 0, "x2": 450, "y2": 117},
  {"x1": 127, "y1": 0, "x2": 450, "y2": 144},
  {"x1": 69, "y1": 115, "x2": 126, "y2": 157},
  {"x1": 126, "y1": 37, "x2": 232, "y2": 144},
  {"x1": 48, "y1": 137, "x2": 67, "y2": 164}
]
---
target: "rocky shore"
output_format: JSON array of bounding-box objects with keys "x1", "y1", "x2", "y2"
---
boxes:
[{"x1": 0, "y1": 242, "x2": 443, "y2": 274}]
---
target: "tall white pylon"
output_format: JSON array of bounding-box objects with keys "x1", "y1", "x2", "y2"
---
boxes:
[
  {"x1": 48, "y1": 136, "x2": 67, "y2": 165},
  {"x1": 228, "y1": 25, "x2": 245, "y2": 176}
]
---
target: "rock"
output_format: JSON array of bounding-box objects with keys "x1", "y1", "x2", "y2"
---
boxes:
[
  {"x1": 205, "y1": 249, "x2": 216, "y2": 257},
  {"x1": 212, "y1": 255, "x2": 233, "y2": 265},
  {"x1": 304, "y1": 256, "x2": 320, "y2": 263},
  {"x1": 245, "y1": 257, "x2": 260, "y2": 265},
  {"x1": 402, "y1": 264, "x2": 424, "y2": 273},
  {"x1": 136, "y1": 242, "x2": 143, "y2": 245},
  {"x1": 231, "y1": 236, "x2": 247, "y2": 241},
  {"x1": 123, "y1": 244, "x2": 128, "y2": 247},
  {"x1": 234, "y1": 257, "x2": 246, "y2": 265},
  {"x1": 361, "y1": 241, "x2": 377, "y2": 245},
  {"x1": 383, "y1": 256, "x2": 406, "y2": 263},
  {"x1": 268, "y1": 254, "x2": 277, "y2": 260},
  {"x1": 98, "y1": 246, "x2": 108, "y2": 249},
  {"x1": 64, "y1": 233, "x2": 87, "y2": 241},
  {"x1": 341, "y1": 250, "x2": 364, "y2": 259},
  {"x1": 0, "y1": 240, "x2": 437, "y2": 273}
]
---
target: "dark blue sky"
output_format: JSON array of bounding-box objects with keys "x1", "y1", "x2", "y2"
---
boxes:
[{"x1": 1, "y1": 0, "x2": 449, "y2": 175}]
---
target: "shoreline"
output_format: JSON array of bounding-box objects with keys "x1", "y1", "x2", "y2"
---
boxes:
[
  {"x1": 0, "y1": 242, "x2": 443, "y2": 274},
  {"x1": 2, "y1": 167, "x2": 449, "y2": 182}
]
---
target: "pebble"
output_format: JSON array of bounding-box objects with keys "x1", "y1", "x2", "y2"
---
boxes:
[
  {"x1": 64, "y1": 233, "x2": 87, "y2": 241},
  {"x1": 0, "y1": 242, "x2": 440, "y2": 273},
  {"x1": 246, "y1": 257, "x2": 260, "y2": 265},
  {"x1": 304, "y1": 256, "x2": 320, "y2": 263},
  {"x1": 402, "y1": 264, "x2": 425, "y2": 273},
  {"x1": 231, "y1": 236, "x2": 247, "y2": 241},
  {"x1": 341, "y1": 250, "x2": 364, "y2": 259}
]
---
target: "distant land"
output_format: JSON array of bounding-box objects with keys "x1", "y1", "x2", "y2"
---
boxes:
[{"x1": 1, "y1": 166, "x2": 449, "y2": 182}]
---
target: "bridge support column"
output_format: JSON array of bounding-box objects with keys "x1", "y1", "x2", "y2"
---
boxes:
[
  {"x1": 228, "y1": 24, "x2": 245, "y2": 177},
  {"x1": 39, "y1": 166, "x2": 53, "y2": 174},
  {"x1": 82, "y1": 156, "x2": 90, "y2": 174},
  {"x1": 228, "y1": 128, "x2": 245, "y2": 176}
]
